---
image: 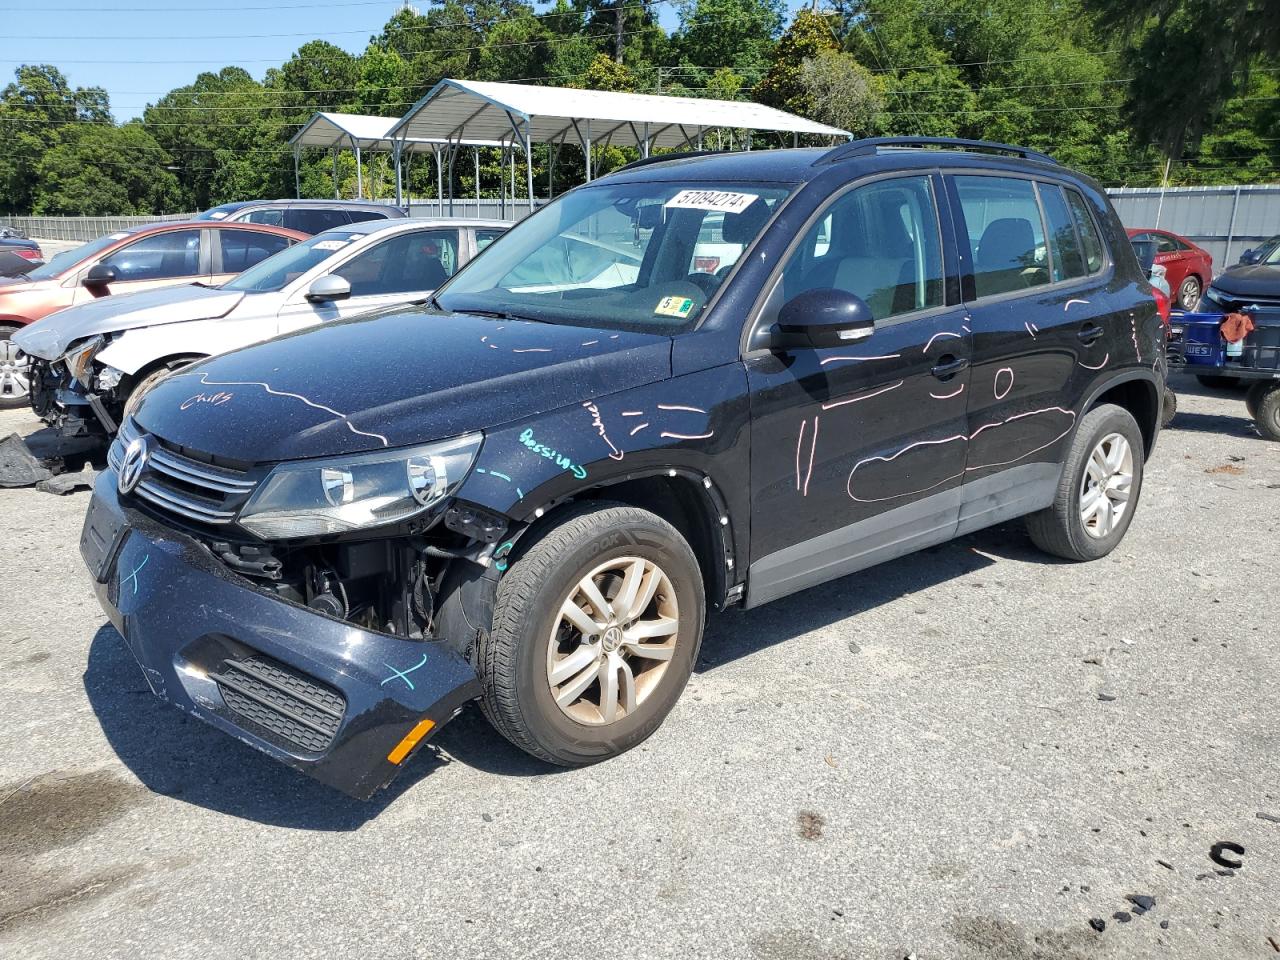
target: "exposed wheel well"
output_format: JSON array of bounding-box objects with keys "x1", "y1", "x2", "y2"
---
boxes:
[
  {"x1": 123, "y1": 354, "x2": 206, "y2": 395},
  {"x1": 531, "y1": 474, "x2": 729, "y2": 608},
  {"x1": 1089, "y1": 378, "x2": 1159, "y2": 456}
]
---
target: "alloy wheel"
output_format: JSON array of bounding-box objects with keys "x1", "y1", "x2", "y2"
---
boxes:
[
  {"x1": 0, "y1": 339, "x2": 30, "y2": 401},
  {"x1": 1079, "y1": 432, "x2": 1134, "y2": 539},
  {"x1": 546, "y1": 556, "x2": 679, "y2": 725},
  {"x1": 1179, "y1": 276, "x2": 1201, "y2": 310}
]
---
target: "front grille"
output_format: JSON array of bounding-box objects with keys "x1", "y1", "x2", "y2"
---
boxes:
[
  {"x1": 109, "y1": 419, "x2": 258, "y2": 526},
  {"x1": 213, "y1": 655, "x2": 346, "y2": 753}
]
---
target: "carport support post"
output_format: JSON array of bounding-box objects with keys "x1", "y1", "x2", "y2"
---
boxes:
[
  {"x1": 524, "y1": 124, "x2": 535, "y2": 217},
  {"x1": 393, "y1": 139, "x2": 403, "y2": 207},
  {"x1": 1224, "y1": 185, "x2": 1241, "y2": 265},
  {"x1": 355, "y1": 144, "x2": 364, "y2": 199},
  {"x1": 331, "y1": 147, "x2": 340, "y2": 199},
  {"x1": 292, "y1": 144, "x2": 301, "y2": 199},
  {"x1": 436, "y1": 150, "x2": 444, "y2": 216},
  {"x1": 474, "y1": 147, "x2": 480, "y2": 217}
]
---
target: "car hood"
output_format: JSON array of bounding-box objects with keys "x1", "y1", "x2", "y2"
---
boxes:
[
  {"x1": 13, "y1": 284, "x2": 246, "y2": 359},
  {"x1": 133, "y1": 308, "x2": 674, "y2": 463},
  {"x1": 1211, "y1": 264, "x2": 1280, "y2": 302}
]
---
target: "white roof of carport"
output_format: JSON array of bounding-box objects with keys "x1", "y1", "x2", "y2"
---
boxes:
[
  {"x1": 289, "y1": 111, "x2": 503, "y2": 152},
  {"x1": 388, "y1": 79, "x2": 850, "y2": 150}
]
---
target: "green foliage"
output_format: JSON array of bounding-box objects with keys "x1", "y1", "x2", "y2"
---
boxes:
[{"x1": 4, "y1": 0, "x2": 1279, "y2": 214}]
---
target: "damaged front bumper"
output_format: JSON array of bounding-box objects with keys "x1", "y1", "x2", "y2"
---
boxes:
[{"x1": 81, "y1": 472, "x2": 482, "y2": 800}]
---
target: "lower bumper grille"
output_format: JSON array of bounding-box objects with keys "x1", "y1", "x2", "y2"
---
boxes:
[{"x1": 214, "y1": 655, "x2": 346, "y2": 753}]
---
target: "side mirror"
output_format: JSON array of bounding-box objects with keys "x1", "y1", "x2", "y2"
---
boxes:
[
  {"x1": 84, "y1": 263, "x2": 118, "y2": 286},
  {"x1": 774, "y1": 288, "x2": 875, "y2": 349},
  {"x1": 1130, "y1": 239, "x2": 1157, "y2": 276},
  {"x1": 305, "y1": 275, "x2": 351, "y2": 303},
  {"x1": 1239, "y1": 248, "x2": 1256, "y2": 264}
]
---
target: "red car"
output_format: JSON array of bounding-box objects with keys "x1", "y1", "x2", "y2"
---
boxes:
[{"x1": 1126, "y1": 228, "x2": 1214, "y2": 310}]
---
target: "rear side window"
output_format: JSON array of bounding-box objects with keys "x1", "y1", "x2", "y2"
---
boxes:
[
  {"x1": 242, "y1": 209, "x2": 284, "y2": 226},
  {"x1": 344, "y1": 209, "x2": 390, "y2": 225},
  {"x1": 1064, "y1": 189, "x2": 1106, "y2": 273},
  {"x1": 954, "y1": 175, "x2": 1049, "y2": 298},
  {"x1": 287, "y1": 208, "x2": 352, "y2": 235},
  {"x1": 218, "y1": 229, "x2": 291, "y2": 273},
  {"x1": 475, "y1": 228, "x2": 505, "y2": 252},
  {"x1": 1038, "y1": 184, "x2": 1086, "y2": 282}
]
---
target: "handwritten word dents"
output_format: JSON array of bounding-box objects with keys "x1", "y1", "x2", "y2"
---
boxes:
[{"x1": 519, "y1": 428, "x2": 588, "y2": 479}]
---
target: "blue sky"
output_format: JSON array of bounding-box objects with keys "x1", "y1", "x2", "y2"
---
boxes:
[{"x1": 0, "y1": 0, "x2": 793, "y2": 122}]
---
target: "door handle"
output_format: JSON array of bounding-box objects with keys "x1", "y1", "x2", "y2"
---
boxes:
[
  {"x1": 930, "y1": 355, "x2": 970, "y2": 380},
  {"x1": 1078, "y1": 323, "x2": 1104, "y2": 345}
]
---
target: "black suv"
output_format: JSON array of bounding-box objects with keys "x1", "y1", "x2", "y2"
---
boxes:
[{"x1": 81, "y1": 138, "x2": 1165, "y2": 799}]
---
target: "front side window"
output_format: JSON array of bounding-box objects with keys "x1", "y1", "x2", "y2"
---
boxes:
[
  {"x1": 333, "y1": 230, "x2": 458, "y2": 295},
  {"x1": 223, "y1": 230, "x2": 361, "y2": 293},
  {"x1": 1039, "y1": 184, "x2": 1086, "y2": 282},
  {"x1": 437, "y1": 181, "x2": 792, "y2": 331},
  {"x1": 767, "y1": 175, "x2": 945, "y2": 324},
  {"x1": 101, "y1": 229, "x2": 202, "y2": 281},
  {"x1": 1064, "y1": 189, "x2": 1106, "y2": 273},
  {"x1": 24, "y1": 232, "x2": 121, "y2": 280},
  {"x1": 218, "y1": 229, "x2": 292, "y2": 273},
  {"x1": 955, "y1": 175, "x2": 1049, "y2": 298}
]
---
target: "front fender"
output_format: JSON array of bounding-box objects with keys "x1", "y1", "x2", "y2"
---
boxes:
[{"x1": 96, "y1": 321, "x2": 247, "y2": 375}]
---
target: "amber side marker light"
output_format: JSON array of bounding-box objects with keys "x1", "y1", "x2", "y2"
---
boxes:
[{"x1": 388, "y1": 718, "x2": 436, "y2": 764}]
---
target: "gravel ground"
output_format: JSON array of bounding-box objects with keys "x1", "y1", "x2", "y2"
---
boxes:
[{"x1": 1, "y1": 374, "x2": 1277, "y2": 960}]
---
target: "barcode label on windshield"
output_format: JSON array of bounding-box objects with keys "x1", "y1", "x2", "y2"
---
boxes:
[{"x1": 664, "y1": 190, "x2": 758, "y2": 214}]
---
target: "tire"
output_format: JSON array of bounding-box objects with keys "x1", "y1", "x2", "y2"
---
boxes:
[
  {"x1": 1026, "y1": 404, "x2": 1145, "y2": 562},
  {"x1": 1245, "y1": 380, "x2": 1270, "y2": 420},
  {"x1": 0, "y1": 324, "x2": 30, "y2": 410},
  {"x1": 1254, "y1": 384, "x2": 1280, "y2": 442},
  {"x1": 121, "y1": 359, "x2": 197, "y2": 422},
  {"x1": 1161, "y1": 387, "x2": 1177, "y2": 428},
  {"x1": 1196, "y1": 374, "x2": 1241, "y2": 391},
  {"x1": 1177, "y1": 275, "x2": 1202, "y2": 310},
  {"x1": 477, "y1": 501, "x2": 705, "y2": 766}
]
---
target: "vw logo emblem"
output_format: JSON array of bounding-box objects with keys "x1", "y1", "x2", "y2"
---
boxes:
[{"x1": 117, "y1": 435, "x2": 152, "y2": 495}]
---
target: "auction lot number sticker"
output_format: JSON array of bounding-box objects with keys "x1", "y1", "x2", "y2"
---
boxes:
[{"x1": 664, "y1": 189, "x2": 759, "y2": 214}]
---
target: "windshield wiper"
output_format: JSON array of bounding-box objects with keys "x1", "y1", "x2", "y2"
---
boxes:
[{"x1": 463, "y1": 308, "x2": 550, "y2": 324}]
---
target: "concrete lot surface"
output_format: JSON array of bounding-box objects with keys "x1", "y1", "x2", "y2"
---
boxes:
[{"x1": 1, "y1": 375, "x2": 1277, "y2": 959}]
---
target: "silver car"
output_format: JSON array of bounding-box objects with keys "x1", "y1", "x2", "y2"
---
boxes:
[{"x1": 16, "y1": 218, "x2": 509, "y2": 439}]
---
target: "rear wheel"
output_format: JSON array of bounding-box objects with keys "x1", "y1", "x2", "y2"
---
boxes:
[
  {"x1": 1245, "y1": 380, "x2": 1270, "y2": 420},
  {"x1": 477, "y1": 502, "x2": 704, "y2": 765},
  {"x1": 1026, "y1": 404, "x2": 1144, "y2": 561},
  {"x1": 0, "y1": 324, "x2": 30, "y2": 410},
  {"x1": 1254, "y1": 384, "x2": 1280, "y2": 442},
  {"x1": 1197, "y1": 374, "x2": 1242, "y2": 391},
  {"x1": 1177, "y1": 275, "x2": 1202, "y2": 310}
]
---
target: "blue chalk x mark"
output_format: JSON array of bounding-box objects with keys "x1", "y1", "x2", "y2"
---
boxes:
[
  {"x1": 120, "y1": 553, "x2": 150, "y2": 596},
  {"x1": 381, "y1": 654, "x2": 429, "y2": 692}
]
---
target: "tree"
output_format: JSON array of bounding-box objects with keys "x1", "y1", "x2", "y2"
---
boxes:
[
  {"x1": 578, "y1": 52, "x2": 638, "y2": 91},
  {"x1": 798, "y1": 50, "x2": 882, "y2": 136},
  {"x1": 674, "y1": 0, "x2": 785, "y2": 80},
  {"x1": 33, "y1": 123, "x2": 181, "y2": 215},
  {"x1": 756, "y1": 8, "x2": 839, "y2": 115}
]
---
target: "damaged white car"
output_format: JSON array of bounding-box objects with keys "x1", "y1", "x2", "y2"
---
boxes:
[{"x1": 15, "y1": 217, "x2": 507, "y2": 441}]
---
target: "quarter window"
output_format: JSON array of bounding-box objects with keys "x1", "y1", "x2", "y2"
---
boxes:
[
  {"x1": 100, "y1": 229, "x2": 202, "y2": 281},
  {"x1": 772, "y1": 175, "x2": 945, "y2": 323},
  {"x1": 955, "y1": 175, "x2": 1049, "y2": 298},
  {"x1": 1039, "y1": 184, "x2": 1086, "y2": 282},
  {"x1": 1064, "y1": 189, "x2": 1105, "y2": 273},
  {"x1": 333, "y1": 230, "x2": 458, "y2": 296}
]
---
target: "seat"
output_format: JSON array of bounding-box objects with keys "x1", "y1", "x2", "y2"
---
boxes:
[{"x1": 974, "y1": 218, "x2": 1036, "y2": 297}]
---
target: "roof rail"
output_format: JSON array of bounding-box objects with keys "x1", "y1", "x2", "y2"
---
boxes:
[
  {"x1": 819, "y1": 137, "x2": 1057, "y2": 166},
  {"x1": 611, "y1": 150, "x2": 722, "y2": 174}
]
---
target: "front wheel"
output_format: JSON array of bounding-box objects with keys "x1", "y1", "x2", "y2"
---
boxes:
[
  {"x1": 477, "y1": 502, "x2": 704, "y2": 766},
  {"x1": 1177, "y1": 275, "x2": 1202, "y2": 310},
  {"x1": 1026, "y1": 404, "x2": 1144, "y2": 561},
  {"x1": 0, "y1": 324, "x2": 31, "y2": 410}
]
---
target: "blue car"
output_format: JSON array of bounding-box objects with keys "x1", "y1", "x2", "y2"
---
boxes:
[{"x1": 0, "y1": 227, "x2": 44, "y2": 277}]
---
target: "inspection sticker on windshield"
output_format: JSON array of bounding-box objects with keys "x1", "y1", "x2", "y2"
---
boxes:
[
  {"x1": 655, "y1": 295, "x2": 696, "y2": 318},
  {"x1": 312, "y1": 239, "x2": 350, "y2": 251},
  {"x1": 664, "y1": 189, "x2": 758, "y2": 214}
]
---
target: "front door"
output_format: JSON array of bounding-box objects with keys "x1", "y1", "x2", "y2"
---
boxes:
[
  {"x1": 276, "y1": 229, "x2": 462, "y2": 335},
  {"x1": 71, "y1": 228, "x2": 209, "y2": 305},
  {"x1": 744, "y1": 173, "x2": 973, "y2": 606}
]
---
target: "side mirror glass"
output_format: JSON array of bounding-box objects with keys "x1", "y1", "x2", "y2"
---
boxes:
[
  {"x1": 84, "y1": 262, "x2": 117, "y2": 286},
  {"x1": 775, "y1": 287, "x2": 874, "y2": 349},
  {"x1": 305, "y1": 275, "x2": 351, "y2": 302}
]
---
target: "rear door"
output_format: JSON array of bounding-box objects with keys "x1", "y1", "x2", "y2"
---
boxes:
[
  {"x1": 744, "y1": 172, "x2": 974, "y2": 605},
  {"x1": 275, "y1": 229, "x2": 462, "y2": 334},
  {"x1": 948, "y1": 173, "x2": 1118, "y2": 529},
  {"x1": 210, "y1": 228, "x2": 293, "y2": 284}
]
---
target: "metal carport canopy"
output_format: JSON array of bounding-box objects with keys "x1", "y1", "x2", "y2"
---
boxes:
[{"x1": 388, "y1": 79, "x2": 851, "y2": 152}]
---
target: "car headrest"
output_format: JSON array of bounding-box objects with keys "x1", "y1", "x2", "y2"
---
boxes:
[
  {"x1": 722, "y1": 199, "x2": 771, "y2": 245},
  {"x1": 977, "y1": 218, "x2": 1035, "y2": 271}
]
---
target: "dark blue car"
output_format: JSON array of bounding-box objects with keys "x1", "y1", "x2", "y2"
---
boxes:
[{"x1": 0, "y1": 227, "x2": 43, "y2": 277}]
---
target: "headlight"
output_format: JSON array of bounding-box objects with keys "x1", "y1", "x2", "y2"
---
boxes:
[
  {"x1": 62, "y1": 336, "x2": 104, "y2": 385},
  {"x1": 237, "y1": 433, "x2": 482, "y2": 539}
]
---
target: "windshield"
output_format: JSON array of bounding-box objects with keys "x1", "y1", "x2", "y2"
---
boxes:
[
  {"x1": 195, "y1": 205, "x2": 236, "y2": 220},
  {"x1": 1262, "y1": 240, "x2": 1280, "y2": 266},
  {"x1": 224, "y1": 230, "x2": 360, "y2": 292},
  {"x1": 24, "y1": 232, "x2": 125, "y2": 280},
  {"x1": 436, "y1": 180, "x2": 792, "y2": 331}
]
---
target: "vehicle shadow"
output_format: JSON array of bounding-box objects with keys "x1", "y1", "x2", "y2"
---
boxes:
[
  {"x1": 1165, "y1": 411, "x2": 1258, "y2": 438},
  {"x1": 83, "y1": 524, "x2": 1037, "y2": 827}
]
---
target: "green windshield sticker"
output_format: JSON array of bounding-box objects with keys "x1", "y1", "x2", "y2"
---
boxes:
[{"x1": 655, "y1": 296, "x2": 695, "y2": 318}]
